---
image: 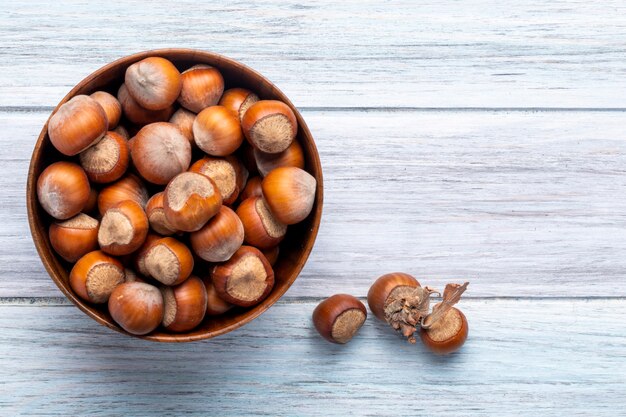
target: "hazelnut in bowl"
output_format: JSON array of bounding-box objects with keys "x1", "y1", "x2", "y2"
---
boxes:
[{"x1": 26, "y1": 49, "x2": 323, "y2": 342}]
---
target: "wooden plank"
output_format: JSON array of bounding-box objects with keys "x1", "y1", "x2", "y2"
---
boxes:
[
  {"x1": 0, "y1": 299, "x2": 624, "y2": 416},
  {"x1": 2, "y1": 0, "x2": 626, "y2": 108},
  {"x1": 4, "y1": 109, "x2": 626, "y2": 298}
]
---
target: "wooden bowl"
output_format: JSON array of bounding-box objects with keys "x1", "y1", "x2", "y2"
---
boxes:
[{"x1": 26, "y1": 49, "x2": 323, "y2": 342}]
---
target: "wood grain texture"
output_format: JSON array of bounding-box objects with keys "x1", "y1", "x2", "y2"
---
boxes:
[
  {"x1": 0, "y1": 299, "x2": 624, "y2": 416},
  {"x1": 2, "y1": 0, "x2": 626, "y2": 108},
  {"x1": 5, "y1": 110, "x2": 626, "y2": 298}
]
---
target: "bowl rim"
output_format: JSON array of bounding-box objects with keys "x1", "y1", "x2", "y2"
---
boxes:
[{"x1": 26, "y1": 48, "x2": 324, "y2": 342}]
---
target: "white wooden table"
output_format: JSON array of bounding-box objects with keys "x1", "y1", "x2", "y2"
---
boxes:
[{"x1": 2, "y1": 1, "x2": 626, "y2": 415}]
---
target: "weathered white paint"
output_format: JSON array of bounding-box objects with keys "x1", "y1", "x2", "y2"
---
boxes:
[
  {"x1": 4, "y1": 110, "x2": 626, "y2": 297},
  {"x1": 2, "y1": 2, "x2": 626, "y2": 414},
  {"x1": 1, "y1": 0, "x2": 626, "y2": 107},
  {"x1": 0, "y1": 299, "x2": 624, "y2": 416}
]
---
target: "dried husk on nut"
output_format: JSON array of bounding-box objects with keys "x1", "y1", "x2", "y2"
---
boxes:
[{"x1": 383, "y1": 285, "x2": 436, "y2": 344}]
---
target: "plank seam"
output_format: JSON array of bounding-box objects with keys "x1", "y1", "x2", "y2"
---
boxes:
[
  {"x1": 2, "y1": 296, "x2": 625, "y2": 306},
  {"x1": 3, "y1": 106, "x2": 626, "y2": 113}
]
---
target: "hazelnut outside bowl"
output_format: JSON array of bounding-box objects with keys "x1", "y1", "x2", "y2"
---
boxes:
[{"x1": 26, "y1": 49, "x2": 323, "y2": 342}]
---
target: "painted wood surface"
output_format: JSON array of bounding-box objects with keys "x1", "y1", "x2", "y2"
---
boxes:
[
  {"x1": 4, "y1": 110, "x2": 626, "y2": 297},
  {"x1": 0, "y1": 299, "x2": 624, "y2": 416},
  {"x1": 2, "y1": 0, "x2": 626, "y2": 415},
  {"x1": 1, "y1": 0, "x2": 626, "y2": 108}
]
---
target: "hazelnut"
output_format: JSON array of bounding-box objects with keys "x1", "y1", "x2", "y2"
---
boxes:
[
  {"x1": 193, "y1": 105, "x2": 244, "y2": 156},
  {"x1": 218, "y1": 87, "x2": 259, "y2": 122},
  {"x1": 254, "y1": 140, "x2": 304, "y2": 177},
  {"x1": 144, "y1": 237, "x2": 194, "y2": 286},
  {"x1": 177, "y1": 65, "x2": 224, "y2": 113},
  {"x1": 125, "y1": 57, "x2": 182, "y2": 110},
  {"x1": 131, "y1": 122, "x2": 191, "y2": 185},
  {"x1": 108, "y1": 282, "x2": 164, "y2": 335},
  {"x1": 145, "y1": 192, "x2": 177, "y2": 235},
  {"x1": 117, "y1": 83, "x2": 174, "y2": 125},
  {"x1": 261, "y1": 246, "x2": 280, "y2": 267},
  {"x1": 90, "y1": 91, "x2": 122, "y2": 128},
  {"x1": 84, "y1": 188, "x2": 99, "y2": 214},
  {"x1": 98, "y1": 200, "x2": 149, "y2": 256},
  {"x1": 37, "y1": 161, "x2": 90, "y2": 220},
  {"x1": 239, "y1": 176, "x2": 262, "y2": 202},
  {"x1": 261, "y1": 166, "x2": 316, "y2": 225},
  {"x1": 97, "y1": 174, "x2": 149, "y2": 215},
  {"x1": 79, "y1": 131, "x2": 130, "y2": 184},
  {"x1": 202, "y1": 277, "x2": 234, "y2": 316},
  {"x1": 133, "y1": 233, "x2": 162, "y2": 278},
  {"x1": 163, "y1": 171, "x2": 222, "y2": 232},
  {"x1": 169, "y1": 108, "x2": 196, "y2": 145},
  {"x1": 113, "y1": 125, "x2": 130, "y2": 140},
  {"x1": 190, "y1": 206, "x2": 244, "y2": 263},
  {"x1": 236, "y1": 196, "x2": 286, "y2": 249},
  {"x1": 49, "y1": 213, "x2": 99, "y2": 262},
  {"x1": 161, "y1": 275, "x2": 207, "y2": 332},
  {"x1": 189, "y1": 155, "x2": 248, "y2": 205},
  {"x1": 313, "y1": 294, "x2": 367, "y2": 344},
  {"x1": 211, "y1": 246, "x2": 274, "y2": 307},
  {"x1": 420, "y1": 307, "x2": 468, "y2": 355},
  {"x1": 48, "y1": 95, "x2": 108, "y2": 156},
  {"x1": 70, "y1": 250, "x2": 125, "y2": 303},
  {"x1": 242, "y1": 100, "x2": 297, "y2": 154}
]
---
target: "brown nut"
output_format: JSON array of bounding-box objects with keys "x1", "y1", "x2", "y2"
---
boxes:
[
  {"x1": 161, "y1": 275, "x2": 208, "y2": 332},
  {"x1": 70, "y1": 250, "x2": 125, "y2": 303},
  {"x1": 239, "y1": 176, "x2": 263, "y2": 202},
  {"x1": 113, "y1": 125, "x2": 130, "y2": 140},
  {"x1": 242, "y1": 100, "x2": 297, "y2": 154},
  {"x1": 238, "y1": 142, "x2": 259, "y2": 176},
  {"x1": 131, "y1": 122, "x2": 191, "y2": 185},
  {"x1": 108, "y1": 282, "x2": 164, "y2": 335},
  {"x1": 144, "y1": 237, "x2": 194, "y2": 286},
  {"x1": 254, "y1": 140, "x2": 304, "y2": 177},
  {"x1": 48, "y1": 95, "x2": 108, "y2": 156},
  {"x1": 420, "y1": 307, "x2": 468, "y2": 355},
  {"x1": 177, "y1": 65, "x2": 224, "y2": 113},
  {"x1": 98, "y1": 200, "x2": 149, "y2": 256},
  {"x1": 202, "y1": 277, "x2": 234, "y2": 316},
  {"x1": 117, "y1": 83, "x2": 174, "y2": 125},
  {"x1": 190, "y1": 206, "x2": 244, "y2": 263},
  {"x1": 123, "y1": 268, "x2": 145, "y2": 283},
  {"x1": 313, "y1": 294, "x2": 367, "y2": 344},
  {"x1": 189, "y1": 155, "x2": 248, "y2": 205},
  {"x1": 261, "y1": 246, "x2": 280, "y2": 267},
  {"x1": 367, "y1": 272, "x2": 421, "y2": 321},
  {"x1": 163, "y1": 171, "x2": 222, "y2": 232},
  {"x1": 133, "y1": 233, "x2": 162, "y2": 278},
  {"x1": 90, "y1": 91, "x2": 122, "y2": 128},
  {"x1": 125, "y1": 57, "x2": 182, "y2": 110},
  {"x1": 49, "y1": 213, "x2": 99, "y2": 262},
  {"x1": 97, "y1": 174, "x2": 149, "y2": 215},
  {"x1": 193, "y1": 105, "x2": 244, "y2": 156},
  {"x1": 219, "y1": 88, "x2": 259, "y2": 122},
  {"x1": 236, "y1": 196, "x2": 286, "y2": 249},
  {"x1": 146, "y1": 192, "x2": 177, "y2": 235},
  {"x1": 37, "y1": 161, "x2": 90, "y2": 220},
  {"x1": 367, "y1": 272, "x2": 428, "y2": 344},
  {"x1": 169, "y1": 108, "x2": 196, "y2": 145},
  {"x1": 84, "y1": 188, "x2": 99, "y2": 214},
  {"x1": 211, "y1": 246, "x2": 274, "y2": 307},
  {"x1": 79, "y1": 131, "x2": 130, "y2": 184},
  {"x1": 261, "y1": 167, "x2": 316, "y2": 225}
]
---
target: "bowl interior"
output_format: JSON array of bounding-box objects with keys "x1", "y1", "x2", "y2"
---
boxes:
[{"x1": 27, "y1": 49, "x2": 323, "y2": 342}]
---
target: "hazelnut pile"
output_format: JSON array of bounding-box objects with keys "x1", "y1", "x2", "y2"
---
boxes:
[
  {"x1": 38, "y1": 56, "x2": 316, "y2": 336},
  {"x1": 313, "y1": 274, "x2": 469, "y2": 355}
]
